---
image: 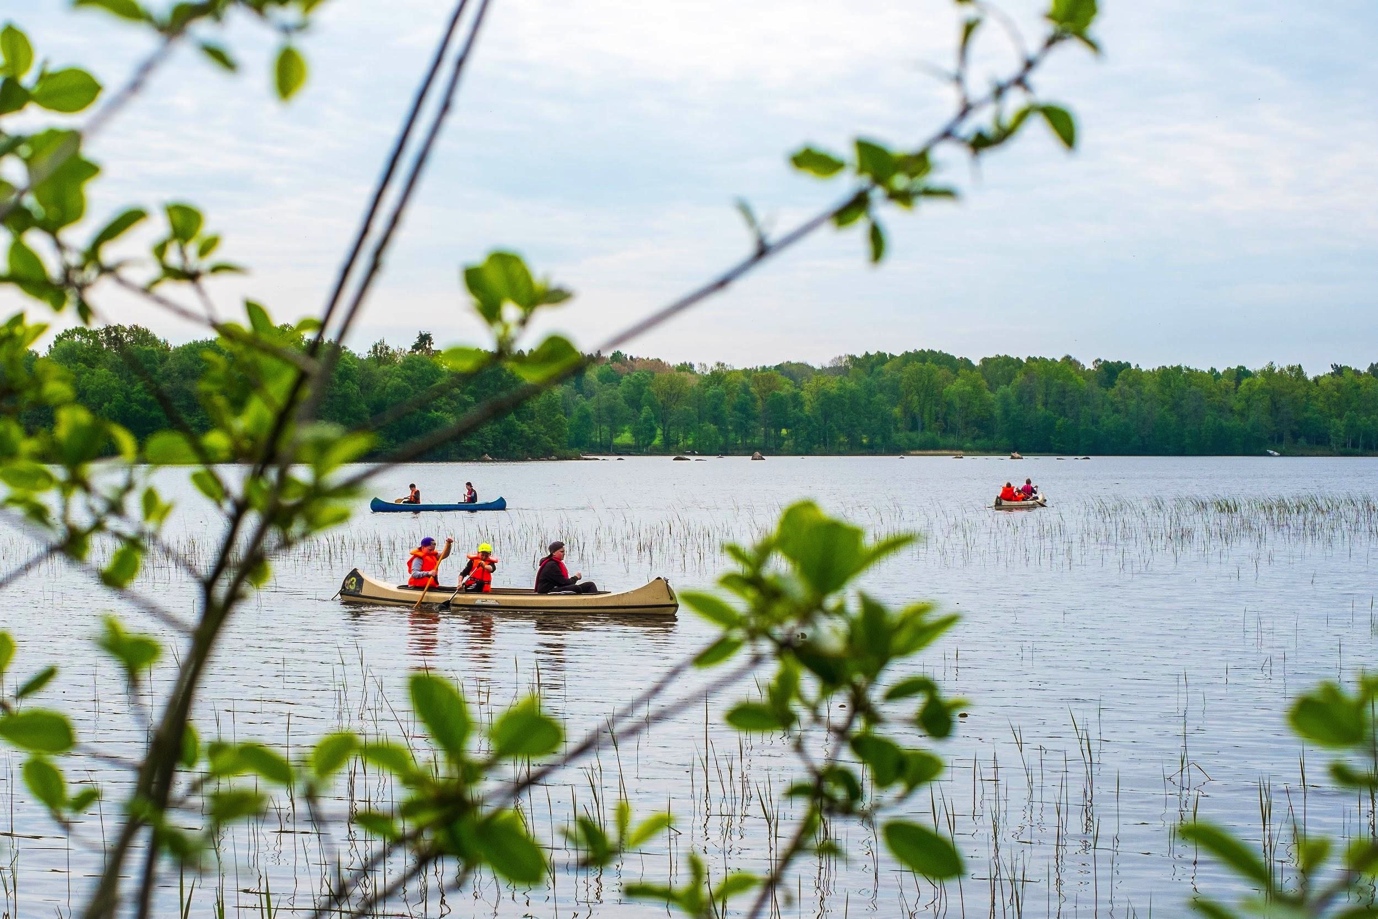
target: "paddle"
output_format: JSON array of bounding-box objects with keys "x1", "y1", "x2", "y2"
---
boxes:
[
  {"x1": 412, "y1": 580, "x2": 432, "y2": 610},
  {"x1": 437, "y1": 582, "x2": 464, "y2": 612}
]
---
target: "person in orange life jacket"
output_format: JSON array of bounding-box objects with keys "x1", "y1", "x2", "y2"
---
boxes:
[
  {"x1": 407, "y1": 536, "x2": 453, "y2": 587},
  {"x1": 461, "y1": 482, "x2": 477, "y2": 504},
  {"x1": 998, "y1": 482, "x2": 1020, "y2": 502},
  {"x1": 458, "y1": 543, "x2": 498, "y2": 592},
  {"x1": 534, "y1": 541, "x2": 598, "y2": 594},
  {"x1": 397, "y1": 483, "x2": 421, "y2": 504}
]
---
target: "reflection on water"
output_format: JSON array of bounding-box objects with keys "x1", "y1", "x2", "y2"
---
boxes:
[{"x1": 1, "y1": 456, "x2": 1377, "y2": 916}]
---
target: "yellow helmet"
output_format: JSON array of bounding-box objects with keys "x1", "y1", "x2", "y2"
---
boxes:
[{"x1": 478, "y1": 543, "x2": 493, "y2": 553}]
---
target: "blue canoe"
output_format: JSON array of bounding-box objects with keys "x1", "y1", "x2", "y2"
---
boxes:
[{"x1": 370, "y1": 497, "x2": 508, "y2": 513}]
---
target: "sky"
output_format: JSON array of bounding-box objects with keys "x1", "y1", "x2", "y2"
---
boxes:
[{"x1": 6, "y1": 0, "x2": 1378, "y2": 374}]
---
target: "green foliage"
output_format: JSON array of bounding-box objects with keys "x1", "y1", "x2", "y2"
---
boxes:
[
  {"x1": 274, "y1": 45, "x2": 306, "y2": 100},
  {"x1": 1187, "y1": 675, "x2": 1378, "y2": 915}
]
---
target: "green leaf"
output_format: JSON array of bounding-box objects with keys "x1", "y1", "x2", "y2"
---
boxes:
[
  {"x1": 0, "y1": 710, "x2": 75, "y2": 754},
  {"x1": 274, "y1": 45, "x2": 306, "y2": 100},
  {"x1": 693, "y1": 635, "x2": 742, "y2": 668},
  {"x1": 7, "y1": 237, "x2": 46, "y2": 284},
  {"x1": 164, "y1": 203, "x2": 203, "y2": 243},
  {"x1": 237, "y1": 743, "x2": 293, "y2": 785},
  {"x1": 852, "y1": 734, "x2": 903, "y2": 786},
  {"x1": 490, "y1": 696, "x2": 562, "y2": 758},
  {"x1": 868, "y1": 219, "x2": 885, "y2": 264},
  {"x1": 774, "y1": 501, "x2": 866, "y2": 595},
  {"x1": 511, "y1": 335, "x2": 580, "y2": 384},
  {"x1": 180, "y1": 723, "x2": 199, "y2": 768},
  {"x1": 23, "y1": 757, "x2": 66, "y2": 809},
  {"x1": 97, "y1": 615, "x2": 159, "y2": 671},
  {"x1": 885, "y1": 676, "x2": 938, "y2": 701},
  {"x1": 198, "y1": 41, "x2": 236, "y2": 71},
  {"x1": 209, "y1": 789, "x2": 267, "y2": 823},
  {"x1": 438, "y1": 346, "x2": 490, "y2": 374},
  {"x1": 310, "y1": 732, "x2": 358, "y2": 779},
  {"x1": 360, "y1": 741, "x2": 414, "y2": 776},
  {"x1": 17, "y1": 666, "x2": 56, "y2": 699},
  {"x1": 725, "y1": 702, "x2": 786, "y2": 732},
  {"x1": 0, "y1": 632, "x2": 13, "y2": 676},
  {"x1": 0, "y1": 25, "x2": 33, "y2": 79},
  {"x1": 1039, "y1": 105, "x2": 1076, "y2": 149},
  {"x1": 855, "y1": 139, "x2": 896, "y2": 184},
  {"x1": 100, "y1": 543, "x2": 143, "y2": 589},
  {"x1": 789, "y1": 146, "x2": 845, "y2": 178},
  {"x1": 409, "y1": 672, "x2": 471, "y2": 763},
  {"x1": 88, "y1": 207, "x2": 148, "y2": 256},
  {"x1": 465, "y1": 251, "x2": 538, "y2": 314},
  {"x1": 714, "y1": 872, "x2": 758, "y2": 902},
  {"x1": 144, "y1": 430, "x2": 197, "y2": 465},
  {"x1": 354, "y1": 810, "x2": 399, "y2": 839},
  {"x1": 68, "y1": 786, "x2": 100, "y2": 812},
  {"x1": 30, "y1": 69, "x2": 102, "y2": 113},
  {"x1": 682, "y1": 591, "x2": 740, "y2": 628},
  {"x1": 1047, "y1": 0, "x2": 1097, "y2": 33},
  {"x1": 1179, "y1": 822, "x2": 1271, "y2": 888},
  {"x1": 75, "y1": 0, "x2": 147, "y2": 21},
  {"x1": 884, "y1": 820, "x2": 963, "y2": 879},
  {"x1": 474, "y1": 809, "x2": 547, "y2": 885},
  {"x1": 1290, "y1": 683, "x2": 1367, "y2": 747},
  {"x1": 627, "y1": 811, "x2": 673, "y2": 849},
  {"x1": 901, "y1": 749, "x2": 944, "y2": 790},
  {"x1": 833, "y1": 192, "x2": 869, "y2": 228},
  {"x1": 0, "y1": 77, "x2": 28, "y2": 115},
  {"x1": 190, "y1": 469, "x2": 226, "y2": 503}
]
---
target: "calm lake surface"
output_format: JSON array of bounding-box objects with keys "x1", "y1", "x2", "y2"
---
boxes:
[{"x1": 4, "y1": 455, "x2": 1378, "y2": 917}]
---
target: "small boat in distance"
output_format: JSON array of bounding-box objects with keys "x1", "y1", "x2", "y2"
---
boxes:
[
  {"x1": 1266, "y1": 449, "x2": 1281, "y2": 457},
  {"x1": 993, "y1": 495, "x2": 1047, "y2": 511},
  {"x1": 370, "y1": 497, "x2": 508, "y2": 513},
  {"x1": 337, "y1": 569, "x2": 677, "y2": 616}
]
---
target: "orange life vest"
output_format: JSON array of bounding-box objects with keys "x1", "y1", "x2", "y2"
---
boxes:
[
  {"x1": 462, "y1": 553, "x2": 497, "y2": 592},
  {"x1": 407, "y1": 547, "x2": 440, "y2": 587}
]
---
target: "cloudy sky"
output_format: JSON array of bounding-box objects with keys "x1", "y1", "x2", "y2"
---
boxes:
[{"x1": 8, "y1": 1, "x2": 1378, "y2": 373}]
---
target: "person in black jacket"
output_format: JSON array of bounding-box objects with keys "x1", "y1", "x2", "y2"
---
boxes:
[{"x1": 534, "y1": 541, "x2": 598, "y2": 594}]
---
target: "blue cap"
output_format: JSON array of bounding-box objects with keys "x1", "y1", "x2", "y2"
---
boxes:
[{"x1": 420, "y1": 536, "x2": 435, "y2": 547}]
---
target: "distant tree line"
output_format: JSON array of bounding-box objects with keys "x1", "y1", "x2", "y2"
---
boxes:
[{"x1": 36, "y1": 326, "x2": 1378, "y2": 458}]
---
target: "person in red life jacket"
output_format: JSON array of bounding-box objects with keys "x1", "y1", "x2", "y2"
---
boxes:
[
  {"x1": 396, "y1": 483, "x2": 421, "y2": 504},
  {"x1": 461, "y1": 482, "x2": 478, "y2": 504},
  {"x1": 406, "y1": 536, "x2": 452, "y2": 588},
  {"x1": 534, "y1": 541, "x2": 598, "y2": 594},
  {"x1": 459, "y1": 542, "x2": 498, "y2": 592},
  {"x1": 998, "y1": 482, "x2": 1020, "y2": 502},
  {"x1": 1020, "y1": 478, "x2": 1036, "y2": 498}
]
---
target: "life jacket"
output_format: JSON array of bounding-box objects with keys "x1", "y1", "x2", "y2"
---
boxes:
[
  {"x1": 407, "y1": 547, "x2": 439, "y2": 586},
  {"x1": 462, "y1": 553, "x2": 497, "y2": 592},
  {"x1": 999, "y1": 486, "x2": 1018, "y2": 501}
]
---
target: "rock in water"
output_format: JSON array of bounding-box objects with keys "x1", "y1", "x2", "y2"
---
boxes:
[{"x1": 751, "y1": 452, "x2": 764, "y2": 461}]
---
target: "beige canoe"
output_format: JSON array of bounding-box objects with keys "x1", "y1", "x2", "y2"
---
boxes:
[
  {"x1": 337, "y1": 568, "x2": 678, "y2": 616},
  {"x1": 992, "y1": 495, "x2": 1048, "y2": 511}
]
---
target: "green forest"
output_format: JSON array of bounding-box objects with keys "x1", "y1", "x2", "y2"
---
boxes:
[{"x1": 36, "y1": 325, "x2": 1378, "y2": 458}]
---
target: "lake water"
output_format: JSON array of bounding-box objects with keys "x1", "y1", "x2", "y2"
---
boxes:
[{"x1": 3, "y1": 455, "x2": 1378, "y2": 917}]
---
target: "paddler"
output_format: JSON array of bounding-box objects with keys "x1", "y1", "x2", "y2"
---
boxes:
[
  {"x1": 407, "y1": 536, "x2": 453, "y2": 588},
  {"x1": 535, "y1": 541, "x2": 598, "y2": 594},
  {"x1": 396, "y1": 483, "x2": 421, "y2": 505},
  {"x1": 458, "y1": 542, "x2": 498, "y2": 593}
]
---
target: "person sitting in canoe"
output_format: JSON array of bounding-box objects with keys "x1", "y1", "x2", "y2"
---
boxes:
[
  {"x1": 535, "y1": 541, "x2": 598, "y2": 594},
  {"x1": 1020, "y1": 478, "x2": 1037, "y2": 499},
  {"x1": 998, "y1": 482, "x2": 1023, "y2": 502},
  {"x1": 407, "y1": 536, "x2": 453, "y2": 588},
  {"x1": 458, "y1": 542, "x2": 498, "y2": 592},
  {"x1": 461, "y1": 482, "x2": 478, "y2": 504},
  {"x1": 396, "y1": 483, "x2": 421, "y2": 505}
]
